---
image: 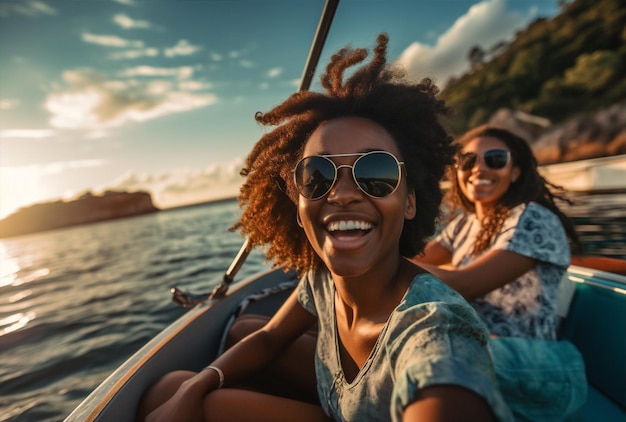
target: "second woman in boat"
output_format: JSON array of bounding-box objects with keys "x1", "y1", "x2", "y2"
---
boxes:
[{"x1": 412, "y1": 125, "x2": 587, "y2": 420}]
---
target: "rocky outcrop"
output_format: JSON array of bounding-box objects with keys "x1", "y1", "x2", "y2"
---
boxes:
[
  {"x1": 0, "y1": 191, "x2": 159, "y2": 238},
  {"x1": 487, "y1": 102, "x2": 626, "y2": 165}
]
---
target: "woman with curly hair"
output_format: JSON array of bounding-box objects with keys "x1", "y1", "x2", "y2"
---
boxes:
[
  {"x1": 138, "y1": 34, "x2": 512, "y2": 422},
  {"x1": 413, "y1": 125, "x2": 587, "y2": 420},
  {"x1": 413, "y1": 125, "x2": 582, "y2": 340}
]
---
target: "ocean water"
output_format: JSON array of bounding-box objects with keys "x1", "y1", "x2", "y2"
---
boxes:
[
  {"x1": 0, "y1": 195, "x2": 624, "y2": 422},
  {"x1": 0, "y1": 200, "x2": 271, "y2": 422}
]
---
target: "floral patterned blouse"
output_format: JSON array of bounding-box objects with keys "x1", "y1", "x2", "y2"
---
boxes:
[
  {"x1": 297, "y1": 270, "x2": 513, "y2": 422},
  {"x1": 435, "y1": 202, "x2": 570, "y2": 340}
]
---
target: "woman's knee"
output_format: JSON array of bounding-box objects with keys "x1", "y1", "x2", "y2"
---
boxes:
[
  {"x1": 137, "y1": 370, "x2": 196, "y2": 420},
  {"x1": 225, "y1": 315, "x2": 270, "y2": 348}
]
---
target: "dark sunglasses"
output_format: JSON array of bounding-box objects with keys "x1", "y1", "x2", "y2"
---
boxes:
[
  {"x1": 293, "y1": 151, "x2": 404, "y2": 200},
  {"x1": 456, "y1": 149, "x2": 511, "y2": 171}
]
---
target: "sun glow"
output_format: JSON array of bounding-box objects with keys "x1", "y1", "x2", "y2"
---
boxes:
[{"x1": 0, "y1": 165, "x2": 50, "y2": 220}]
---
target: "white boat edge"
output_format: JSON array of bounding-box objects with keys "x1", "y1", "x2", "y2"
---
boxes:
[{"x1": 538, "y1": 154, "x2": 626, "y2": 193}]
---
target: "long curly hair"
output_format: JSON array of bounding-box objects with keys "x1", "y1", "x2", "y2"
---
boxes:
[
  {"x1": 231, "y1": 33, "x2": 456, "y2": 275},
  {"x1": 446, "y1": 125, "x2": 582, "y2": 255}
]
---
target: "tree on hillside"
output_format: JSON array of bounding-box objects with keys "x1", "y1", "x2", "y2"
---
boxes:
[{"x1": 440, "y1": 0, "x2": 625, "y2": 135}]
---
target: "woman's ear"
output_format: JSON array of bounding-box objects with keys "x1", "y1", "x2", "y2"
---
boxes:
[
  {"x1": 511, "y1": 166, "x2": 521, "y2": 183},
  {"x1": 405, "y1": 188, "x2": 417, "y2": 220}
]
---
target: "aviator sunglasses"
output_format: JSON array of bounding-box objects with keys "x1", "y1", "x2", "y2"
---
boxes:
[
  {"x1": 456, "y1": 149, "x2": 511, "y2": 171},
  {"x1": 293, "y1": 151, "x2": 404, "y2": 200}
]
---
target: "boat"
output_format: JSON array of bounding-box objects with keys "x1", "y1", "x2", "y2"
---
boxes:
[
  {"x1": 65, "y1": 250, "x2": 626, "y2": 421},
  {"x1": 66, "y1": 1, "x2": 626, "y2": 420},
  {"x1": 538, "y1": 154, "x2": 626, "y2": 194}
]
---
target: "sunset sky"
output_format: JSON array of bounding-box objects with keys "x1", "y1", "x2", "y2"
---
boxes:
[{"x1": 0, "y1": 0, "x2": 562, "y2": 219}]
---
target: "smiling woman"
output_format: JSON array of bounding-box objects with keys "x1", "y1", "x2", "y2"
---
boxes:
[{"x1": 413, "y1": 125, "x2": 587, "y2": 419}]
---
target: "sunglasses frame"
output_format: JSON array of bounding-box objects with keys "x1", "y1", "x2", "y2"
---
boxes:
[
  {"x1": 293, "y1": 151, "x2": 405, "y2": 200},
  {"x1": 456, "y1": 149, "x2": 511, "y2": 171}
]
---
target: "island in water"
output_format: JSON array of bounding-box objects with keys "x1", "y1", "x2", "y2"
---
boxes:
[{"x1": 0, "y1": 190, "x2": 159, "y2": 239}]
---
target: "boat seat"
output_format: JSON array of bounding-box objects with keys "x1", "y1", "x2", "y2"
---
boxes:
[
  {"x1": 216, "y1": 279, "x2": 297, "y2": 354},
  {"x1": 558, "y1": 273, "x2": 626, "y2": 417}
]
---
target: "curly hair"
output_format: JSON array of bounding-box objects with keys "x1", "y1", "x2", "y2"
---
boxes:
[
  {"x1": 445, "y1": 125, "x2": 582, "y2": 255},
  {"x1": 231, "y1": 33, "x2": 456, "y2": 275}
]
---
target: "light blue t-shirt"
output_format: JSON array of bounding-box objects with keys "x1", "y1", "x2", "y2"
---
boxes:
[
  {"x1": 297, "y1": 270, "x2": 513, "y2": 422},
  {"x1": 435, "y1": 202, "x2": 570, "y2": 340}
]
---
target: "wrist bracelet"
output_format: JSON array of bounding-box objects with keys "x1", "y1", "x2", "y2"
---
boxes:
[{"x1": 205, "y1": 365, "x2": 224, "y2": 388}]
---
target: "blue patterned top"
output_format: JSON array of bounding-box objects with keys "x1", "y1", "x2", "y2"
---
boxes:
[
  {"x1": 435, "y1": 202, "x2": 570, "y2": 340},
  {"x1": 297, "y1": 270, "x2": 513, "y2": 422}
]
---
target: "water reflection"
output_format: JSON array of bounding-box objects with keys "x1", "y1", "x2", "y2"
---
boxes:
[{"x1": 0, "y1": 311, "x2": 36, "y2": 335}]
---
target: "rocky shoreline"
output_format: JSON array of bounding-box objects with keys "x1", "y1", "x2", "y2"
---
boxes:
[{"x1": 0, "y1": 191, "x2": 159, "y2": 239}]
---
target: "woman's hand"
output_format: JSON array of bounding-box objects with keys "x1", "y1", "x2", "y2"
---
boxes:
[
  {"x1": 140, "y1": 368, "x2": 220, "y2": 422},
  {"x1": 144, "y1": 374, "x2": 214, "y2": 422}
]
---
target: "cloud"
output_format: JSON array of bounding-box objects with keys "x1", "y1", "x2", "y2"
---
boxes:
[
  {"x1": 113, "y1": 13, "x2": 151, "y2": 29},
  {"x1": 44, "y1": 68, "x2": 218, "y2": 129},
  {"x1": 3, "y1": 159, "x2": 105, "y2": 175},
  {"x1": 0, "y1": 0, "x2": 57, "y2": 17},
  {"x1": 0, "y1": 129, "x2": 55, "y2": 139},
  {"x1": 106, "y1": 158, "x2": 244, "y2": 209},
  {"x1": 395, "y1": 0, "x2": 531, "y2": 84},
  {"x1": 164, "y1": 40, "x2": 202, "y2": 58},
  {"x1": 0, "y1": 98, "x2": 20, "y2": 110},
  {"x1": 113, "y1": 0, "x2": 136, "y2": 5},
  {"x1": 266, "y1": 67, "x2": 282, "y2": 78},
  {"x1": 120, "y1": 65, "x2": 195, "y2": 79},
  {"x1": 81, "y1": 33, "x2": 144, "y2": 48},
  {"x1": 109, "y1": 48, "x2": 159, "y2": 60},
  {"x1": 44, "y1": 159, "x2": 106, "y2": 174},
  {"x1": 178, "y1": 80, "x2": 213, "y2": 91}
]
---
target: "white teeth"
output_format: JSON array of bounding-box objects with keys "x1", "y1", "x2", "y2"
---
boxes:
[
  {"x1": 473, "y1": 179, "x2": 492, "y2": 186},
  {"x1": 327, "y1": 220, "x2": 372, "y2": 232}
]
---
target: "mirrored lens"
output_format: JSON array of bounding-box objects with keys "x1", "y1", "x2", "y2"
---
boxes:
[
  {"x1": 456, "y1": 149, "x2": 509, "y2": 171},
  {"x1": 354, "y1": 152, "x2": 400, "y2": 197},
  {"x1": 294, "y1": 156, "x2": 336, "y2": 199},
  {"x1": 483, "y1": 149, "x2": 509, "y2": 169},
  {"x1": 457, "y1": 152, "x2": 477, "y2": 171}
]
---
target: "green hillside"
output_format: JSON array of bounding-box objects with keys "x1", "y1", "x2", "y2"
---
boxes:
[{"x1": 441, "y1": 0, "x2": 625, "y2": 136}]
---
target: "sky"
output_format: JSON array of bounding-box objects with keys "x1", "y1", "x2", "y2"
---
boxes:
[{"x1": 0, "y1": 0, "x2": 562, "y2": 219}]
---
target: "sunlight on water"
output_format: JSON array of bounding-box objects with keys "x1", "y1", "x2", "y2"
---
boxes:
[
  {"x1": 0, "y1": 311, "x2": 36, "y2": 335},
  {"x1": 0, "y1": 243, "x2": 20, "y2": 288},
  {"x1": 10, "y1": 268, "x2": 50, "y2": 287},
  {"x1": 7, "y1": 289, "x2": 32, "y2": 303}
]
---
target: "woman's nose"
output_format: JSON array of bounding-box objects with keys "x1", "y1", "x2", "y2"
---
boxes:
[{"x1": 327, "y1": 167, "x2": 363, "y2": 203}]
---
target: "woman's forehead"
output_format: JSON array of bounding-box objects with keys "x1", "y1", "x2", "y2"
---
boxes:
[
  {"x1": 303, "y1": 117, "x2": 399, "y2": 156},
  {"x1": 462, "y1": 136, "x2": 508, "y2": 152}
]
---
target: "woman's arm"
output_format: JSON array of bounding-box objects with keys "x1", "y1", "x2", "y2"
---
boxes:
[
  {"x1": 413, "y1": 240, "x2": 453, "y2": 266},
  {"x1": 141, "y1": 290, "x2": 317, "y2": 422},
  {"x1": 417, "y1": 249, "x2": 536, "y2": 300},
  {"x1": 210, "y1": 290, "x2": 317, "y2": 381},
  {"x1": 402, "y1": 385, "x2": 495, "y2": 422}
]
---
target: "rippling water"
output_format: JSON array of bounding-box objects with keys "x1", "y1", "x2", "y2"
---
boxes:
[
  {"x1": 0, "y1": 195, "x2": 624, "y2": 421},
  {"x1": 0, "y1": 200, "x2": 270, "y2": 422}
]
